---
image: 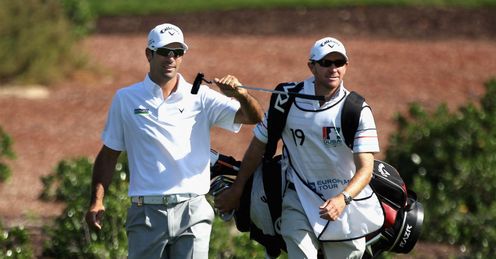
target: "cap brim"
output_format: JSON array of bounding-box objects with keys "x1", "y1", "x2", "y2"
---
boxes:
[
  {"x1": 152, "y1": 41, "x2": 189, "y2": 51},
  {"x1": 311, "y1": 51, "x2": 348, "y2": 62}
]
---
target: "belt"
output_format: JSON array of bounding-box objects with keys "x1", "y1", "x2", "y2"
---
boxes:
[{"x1": 131, "y1": 194, "x2": 198, "y2": 206}]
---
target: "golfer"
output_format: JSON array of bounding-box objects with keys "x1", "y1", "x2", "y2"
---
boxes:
[{"x1": 85, "y1": 23, "x2": 263, "y2": 258}]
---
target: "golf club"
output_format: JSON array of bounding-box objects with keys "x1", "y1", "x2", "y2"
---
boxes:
[{"x1": 191, "y1": 73, "x2": 325, "y2": 101}]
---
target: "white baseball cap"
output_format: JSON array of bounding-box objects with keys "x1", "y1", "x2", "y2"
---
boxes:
[
  {"x1": 147, "y1": 23, "x2": 189, "y2": 51},
  {"x1": 309, "y1": 37, "x2": 348, "y2": 61}
]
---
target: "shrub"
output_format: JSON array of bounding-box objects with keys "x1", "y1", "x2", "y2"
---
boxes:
[
  {"x1": 40, "y1": 154, "x2": 269, "y2": 258},
  {"x1": 0, "y1": 126, "x2": 15, "y2": 182},
  {"x1": 40, "y1": 156, "x2": 129, "y2": 258},
  {"x1": 0, "y1": 0, "x2": 86, "y2": 85},
  {"x1": 385, "y1": 79, "x2": 496, "y2": 258},
  {"x1": 209, "y1": 213, "x2": 268, "y2": 258},
  {"x1": 0, "y1": 221, "x2": 33, "y2": 259},
  {"x1": 58, "y1": 0, "x2": 95, "y2": 37}
]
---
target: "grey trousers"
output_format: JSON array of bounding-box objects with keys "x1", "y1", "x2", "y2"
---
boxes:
[
  {"x1": 126, "y1": 195, "x2": 214, "y2": 259},
  {"x1": 280, "y1": 188, "x2": 365, "y2": 259}
]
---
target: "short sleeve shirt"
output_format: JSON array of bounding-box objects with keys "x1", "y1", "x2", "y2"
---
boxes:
[{"x1": 102, "y1": 74, "x2": 241, "y2": 196}]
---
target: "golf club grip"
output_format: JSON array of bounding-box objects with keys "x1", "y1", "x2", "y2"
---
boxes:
[
  {"x1": 191, "y1": 73, "x2": 204, "y2": 94},
  {"x1": 238, "y1": 85, "x2": 325, "y2": 101}
]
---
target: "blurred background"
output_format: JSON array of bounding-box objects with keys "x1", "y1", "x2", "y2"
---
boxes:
[{"x1": 0, "y1": 0, "x2": 495, "y2": 258}]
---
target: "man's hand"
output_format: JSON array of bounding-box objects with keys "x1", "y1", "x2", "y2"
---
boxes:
[
  {"x1": 85, "y1": 204, "x2": 105, "y2": 231},
  {"x1": 214, "y1": 75, "x2": 248, "y2": 97},
  {"x1": 214, "y1": 74, "x2": 263, "y2": 124},
  {"x1": 319, "y1": 194, "x2": 346, "y2": 221},
  {"x1": 214, "y1": 184, "x2": 243, "y2": 214}
]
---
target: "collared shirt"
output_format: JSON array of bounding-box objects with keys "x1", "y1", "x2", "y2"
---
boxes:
[{"x1": 102, "y1": 74, "x2": 241, "y2": 196}]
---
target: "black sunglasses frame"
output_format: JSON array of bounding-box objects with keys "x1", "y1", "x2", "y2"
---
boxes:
[
  {"x1": 313, "y1": 59, "x2": 347, "y2": 68},
  {"x1": 154, "y1": 48, "x2": 185, "y2": 58}
]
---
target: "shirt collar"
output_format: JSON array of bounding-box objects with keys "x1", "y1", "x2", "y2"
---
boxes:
[
  {"x1": 143, "y1": 73, "x2": 187, "y2": 99},
  {"x1": 302, "y1": 76, "x2": 346, "y2": 105}
]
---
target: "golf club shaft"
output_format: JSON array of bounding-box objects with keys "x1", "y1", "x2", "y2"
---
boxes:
[
  {"x1": 237, "y1": 85, "x2": 325, "y2": 101},
  {"x1": 191, "y1": 73, "x2": 324, "y2": 101}
]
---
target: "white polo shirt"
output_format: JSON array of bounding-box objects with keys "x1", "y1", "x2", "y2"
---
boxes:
[{"x1": 102, "y1": 74, "x2": 241, "y2": 196}]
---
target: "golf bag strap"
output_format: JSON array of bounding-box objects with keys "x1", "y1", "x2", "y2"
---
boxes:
[
  {"x1": 250, "y1": 223, "x2": 286, "y2": 257},
  {"x1": 341, "y1": 91, "x2": 366, "y2": 149},
  {"x1": 263, "y1": 82, "x2": 304, "y2": 225},
  {"x1": 264, "y1": 82, "x2": 304, "y2": 159},
  {"x1": 234, "y1": 173, "x2": 253, "y2": 232}
]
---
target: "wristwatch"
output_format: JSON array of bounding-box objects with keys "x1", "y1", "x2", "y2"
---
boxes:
[{"x1": 342, "y1": 191, "x2": 353, "y2": 205}]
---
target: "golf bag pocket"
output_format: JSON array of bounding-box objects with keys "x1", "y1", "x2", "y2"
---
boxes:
[{"x1": 364, "y1": 160, "x2": 425, "y2": 258}]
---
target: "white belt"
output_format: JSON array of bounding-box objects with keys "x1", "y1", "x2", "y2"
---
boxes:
[{"x1": 131, "y1": 194, "x2": 198, "y2": 206}]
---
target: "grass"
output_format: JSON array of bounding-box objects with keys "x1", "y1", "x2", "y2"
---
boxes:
[{"x1": 87, "y1": 0, "x2": 496, "y2": 16}]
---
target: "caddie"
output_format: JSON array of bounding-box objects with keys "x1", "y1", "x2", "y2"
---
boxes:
[{"x1": 215, "y1": 36, "x2": 384, "y2": 259}]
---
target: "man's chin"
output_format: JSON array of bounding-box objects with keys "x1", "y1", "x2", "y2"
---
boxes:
[
  {"x1": 324, "y1": 80, "x2": 340, "y2": 88},
  {"x1": 162, "y1": 71, "x2": 177, "y2": 79}
]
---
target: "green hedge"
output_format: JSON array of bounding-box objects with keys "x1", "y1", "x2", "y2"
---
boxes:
[
  {"x1": 0, "y1": 127, "x2": 28, "y2": 259},
  {"x1": 58, "y1": 0, "x2": 95, "y2": 37},
  {"x1": 0, "y1": 222, "x2": 33, "y2": 259},
  {"x1": 0, "y1": 0, "x2": 86, "y2": 85},
  {"x1": 0, "y1": 126, "x2": 15, "y2": 182},
  {"x1": 385, "y1": 78, "x2": 496, "y2": 258},
  {"x1": 40, "y1": 157, "x2": 128, "y2": 258}
]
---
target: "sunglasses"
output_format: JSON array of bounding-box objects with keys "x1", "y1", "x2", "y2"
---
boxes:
[
  {"x1": 155, "y1": 48, "x2": 185, "y2": 58},
  {"x1": 314, "y1": 59, "x2": 347, "y2": 68}
]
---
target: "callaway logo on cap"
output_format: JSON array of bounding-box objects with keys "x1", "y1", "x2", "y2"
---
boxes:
[
  {"x1": 309, "y1": 37, "x2": 348, "y2": 61},
  {"x1": 147, "y1": 23, "x2": 189, "y2": 51}
]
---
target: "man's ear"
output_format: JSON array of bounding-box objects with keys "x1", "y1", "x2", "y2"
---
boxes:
[
  {"x1": 307, "y1": 61, "x2": 315, "y2": 73},
  {"x1": 145, "y1": 48, "x2": 153, "y2": 61}
]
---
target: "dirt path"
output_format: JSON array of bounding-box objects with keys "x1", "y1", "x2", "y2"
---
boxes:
[{"x1": 0, "y1": 7, "x2": 495, "y2": 257}]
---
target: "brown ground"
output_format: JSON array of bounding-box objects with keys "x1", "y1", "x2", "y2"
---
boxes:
[{"x1": 1, "y1": 7, "x2": 495, "y2": 258}]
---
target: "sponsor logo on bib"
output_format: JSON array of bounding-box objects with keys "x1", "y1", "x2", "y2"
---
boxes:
[{"x1": 322, "y1": 126, "x2": 342, "y2": 147}]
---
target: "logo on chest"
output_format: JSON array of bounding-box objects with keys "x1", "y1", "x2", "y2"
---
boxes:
[
  {"x1": 322, "y1": 126, "x2": 342, "y2": 147},
  {"x1": 134, "y1": 108, "x2": 150, "y2": 115}
]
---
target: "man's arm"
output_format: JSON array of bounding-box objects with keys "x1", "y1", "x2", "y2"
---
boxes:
[
  {"x1": 85, "y1": 145, "x2": 121, "y2": 230},
  {"x1": 319, "y1": 152, "x2": 374, "y2": 221},
  {"x1": 344, "y1": 152, "x2": 375, "y2": 198},
  {"x1": 214, "y1": 75, "x2": 264, "y2": 124},
  {"x1": 214, "y1": 137, "x2": 266, "y2": 213}
]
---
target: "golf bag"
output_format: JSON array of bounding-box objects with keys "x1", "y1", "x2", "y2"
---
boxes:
[
  {"x1": 209, "y1": 150, "x2": 424, "y2": 258},
  {"x1": 210, "y1": 150, "x2": 286, "y2": 257},
  {"x1": 363, "y1": 160, "x2": 424, "y2": 258}
]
